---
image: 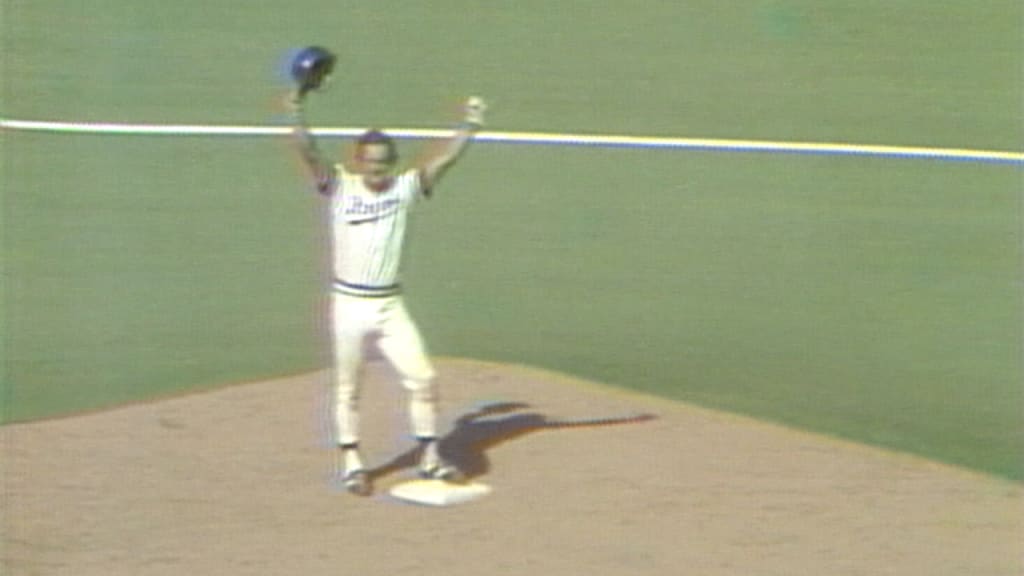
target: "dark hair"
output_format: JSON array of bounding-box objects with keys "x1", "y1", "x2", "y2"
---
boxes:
[{"x1": 356, "y1": 129, "x2": 397, "y2": 162}]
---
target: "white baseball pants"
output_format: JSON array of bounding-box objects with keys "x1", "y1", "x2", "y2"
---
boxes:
[{"x1": 330, "y1": 291, "x2": 438, "y2": 446}]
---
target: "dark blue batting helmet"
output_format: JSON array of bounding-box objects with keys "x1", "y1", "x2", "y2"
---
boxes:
[{"x1": 291, "y1": 46, "x2": 336, "y2": 91}]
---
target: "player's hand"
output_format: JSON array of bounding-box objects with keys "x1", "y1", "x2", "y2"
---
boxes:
[
  {"x1": 296, "y1": 73, "x2": 326, "y2": 97},
  {"x1": 464, "y1": 96, "x2": 487, "y2": 127},
  {"x1": 284, "y1": 89, "x2": 306, "y2": 116}
]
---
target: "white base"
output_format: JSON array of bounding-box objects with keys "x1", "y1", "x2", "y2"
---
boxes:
[{"x1": 388, "y1": 479, "x2": 492, "y2": 507}]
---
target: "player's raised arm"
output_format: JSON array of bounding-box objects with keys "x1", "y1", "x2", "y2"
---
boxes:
[
  {"x1": 283, "y1": 47, "x2": 338, "y2": 194},
  {"x1": 285, "y1": 89, "x2": 336, "y2": 194},
  {"x1": 419, "y1": 97, "x2": 487, "y2": 192}
]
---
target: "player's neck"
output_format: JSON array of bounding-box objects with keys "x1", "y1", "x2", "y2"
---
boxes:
[{"x1": 363, "y1": 174, "x2": 394, "y2": 193}]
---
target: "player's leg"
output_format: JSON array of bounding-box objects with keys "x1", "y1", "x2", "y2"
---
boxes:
[
  {"x1": 376, "y1": 299, "x2": 437, "y2": 438},
  {"x1": 376, "y1": 299, "x2": 463, "y2": 481},
  {"x1": 330, "y1": 293, "x2": 371, "y2": 494}
]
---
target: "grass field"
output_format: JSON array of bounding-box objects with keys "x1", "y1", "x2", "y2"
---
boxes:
[{"x1": 2, "y1": 1, "x2": 1022, "y2": 479}]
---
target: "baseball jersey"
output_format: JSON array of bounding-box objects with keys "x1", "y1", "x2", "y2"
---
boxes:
[{"x1": 329, "y1": 164, "x2": 426, "y2": 297}]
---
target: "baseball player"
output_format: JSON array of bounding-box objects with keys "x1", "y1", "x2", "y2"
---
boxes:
[{"x1": 285, "y1": 87, "x2": 486, "y2": 496}]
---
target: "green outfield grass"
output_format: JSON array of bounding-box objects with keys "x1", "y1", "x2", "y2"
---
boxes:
[
  {"x1": 407, "y1": 147, "x2": 1022, "y2": 479},
  {"x1": 3, "y1": 132, "x2": 321, "y2": 419},
  {"x1": 3, "y1": 1, "x2": 1021, "y2": 479}
]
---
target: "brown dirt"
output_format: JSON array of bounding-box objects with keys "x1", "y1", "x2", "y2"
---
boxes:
[{"x1": 3, "y1": 358, "x2": 1021, "y2": 576}]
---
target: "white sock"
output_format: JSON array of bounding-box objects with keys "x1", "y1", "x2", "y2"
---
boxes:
[
  {"x1": 341, "y1": 445, "x2": 364, "y2": 474},
  {"x1": 419, "y1": 438, "x2": 441, "y2": 470}
]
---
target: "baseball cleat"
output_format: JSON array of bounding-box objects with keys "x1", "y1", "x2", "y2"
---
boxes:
[
  {"x1": 418, "y1": 463, "x2": 466, "y2": 484},
  {"x1": 343, "y1": 470, "x2": 372, "y2": 497}
]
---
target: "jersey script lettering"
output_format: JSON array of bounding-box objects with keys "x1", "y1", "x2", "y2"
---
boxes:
[{"x1": 343, "y1": 196, "x2": 401, "y2": 223}]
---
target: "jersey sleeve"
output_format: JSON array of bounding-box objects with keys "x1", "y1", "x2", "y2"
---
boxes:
[
  {"x1": 327, "y1": 163, "x2": 346, "y2": 196},
  {"x1": 409, "y1": 169, "x2": 431, "y2": 201}
]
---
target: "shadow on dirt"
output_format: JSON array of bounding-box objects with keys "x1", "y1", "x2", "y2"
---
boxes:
[{"x1": 369, "y1": 402, "x2": 656, "y2": 481}]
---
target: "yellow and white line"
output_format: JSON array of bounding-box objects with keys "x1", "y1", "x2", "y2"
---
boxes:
[{"x1": 2, "y1": 118, "x2": 1022, "y2": 165}]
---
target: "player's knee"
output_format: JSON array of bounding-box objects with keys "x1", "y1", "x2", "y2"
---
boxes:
[
  {"x1": 401, "y1": 362, "x2": 436, "y2": 384},
  {"x1": 405, "y1": 379, "x2": 437, "y2": 402},
  {"x1": 335, "y1": 378, "x2": 360, "y2": 403}
]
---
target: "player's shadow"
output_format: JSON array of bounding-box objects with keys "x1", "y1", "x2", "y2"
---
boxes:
[{"x1": 368, "y1": 402, "x2": 656, "y2": 481}]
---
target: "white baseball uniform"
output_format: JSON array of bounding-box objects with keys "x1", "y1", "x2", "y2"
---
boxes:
[{"x1": 327, "y1": 163, "x2": 438, "y2": 447}]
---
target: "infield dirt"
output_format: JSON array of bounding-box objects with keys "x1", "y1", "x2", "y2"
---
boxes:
[{"x1": 3, "y1": 358, "x2": 1021, "y2": 575}]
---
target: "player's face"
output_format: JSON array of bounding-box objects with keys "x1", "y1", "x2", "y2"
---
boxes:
[{"x1": 356, "y1": 143, "x2": 396, "y2": 176}]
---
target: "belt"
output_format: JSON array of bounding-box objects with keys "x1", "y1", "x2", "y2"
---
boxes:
[{"x1": 332, "y1": 279, "x2": 402, "y2": 298}]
